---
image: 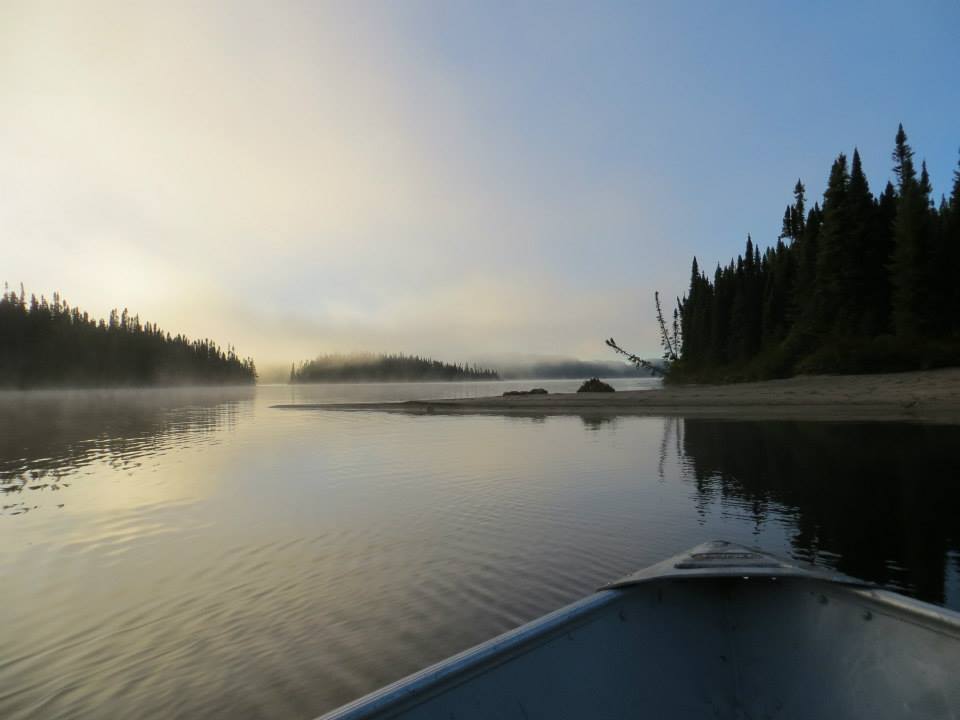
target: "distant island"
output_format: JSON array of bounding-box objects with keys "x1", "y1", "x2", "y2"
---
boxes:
[
  {"x1": 667, "y1": 125, "x2": 960, "y2": 382},
  {"x1": 495, "y1": 358, "x2": 654, "y2": 380},
  {"x1": 0, "y1": 287, "x2": 256, "y2": 388},
  {"x1": 290, "y1": 353, "x2": 500, "y2": 383}
]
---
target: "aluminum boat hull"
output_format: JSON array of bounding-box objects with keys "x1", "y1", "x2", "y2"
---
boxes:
[{"x1": 319, "y1": 541, "x2": 960, "y2": 719}]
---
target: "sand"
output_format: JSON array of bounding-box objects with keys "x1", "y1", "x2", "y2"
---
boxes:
[{"x1": 272, "y1": 368, "x2": 960, "y2": 423}]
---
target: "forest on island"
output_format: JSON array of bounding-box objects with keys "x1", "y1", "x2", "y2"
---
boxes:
[
  {"x1": 496, "y1": 358, "x2": 650, "y2": 380},
  {"x1": 674, "y1": 125, "x2": 960, "y2": 381},
  {"x1": 290, "y1": 354, "x2": 499, "y2": 383},
  {"x1": 0, "y1": 287, "x2": 257, "y2": 388}
]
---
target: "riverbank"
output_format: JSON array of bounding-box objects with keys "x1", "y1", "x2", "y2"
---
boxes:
[{"x1": 273, "y1": 368, "x2": 960, "y2": 423}]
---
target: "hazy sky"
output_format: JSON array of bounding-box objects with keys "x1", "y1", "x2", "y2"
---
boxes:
[{"x1": 2, "y1": 1, "x2": 958, "y2": 367}]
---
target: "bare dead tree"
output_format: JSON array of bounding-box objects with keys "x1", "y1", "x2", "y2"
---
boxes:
[
  {"x1": 605, "y1": 291, "x2": 681, "y2": 377},
  {"x1": 605, "y1": 337, "x2": 665, "y2": 376},
  {"x1": 655, "y1": 291, "x2": 679, "y2": 362}
]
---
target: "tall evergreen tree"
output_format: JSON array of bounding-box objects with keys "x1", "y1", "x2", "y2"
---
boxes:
[
  {"x1": 871, "y1": 181, "x2": 898, "y2": 333},
  {"x1": 761, "y1": 239, "x2": 793, "y2": 345},
  {"x1": 813, "y1": 154, "x2": 850, "y2": 333},
  {"x1": 938, "y1": 152, "x2": 960, "y2": 334},
  {"x1": 842, "y1": 149, "x2": 879, "y2": 334},
  {"x1": 892, "y1": 123, "x2": 916, "y2": 190},
  {"x1": 780, "y1": 180, "x2": 806, "y2": 240},
  {"x1": 889, "y1": 125, "x2": 932, "y2": 336}
]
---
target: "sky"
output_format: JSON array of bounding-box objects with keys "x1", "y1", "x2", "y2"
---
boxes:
[{"x1": 2, "y1": 1, "x2": 959, "y2": 369}]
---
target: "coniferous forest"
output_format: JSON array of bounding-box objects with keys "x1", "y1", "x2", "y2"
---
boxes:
[
  {"x1": 675, "y1": 126, "x2": 960, "y2": 381},
  {"x1": 0, "y1": 287, "x2": 257, "y2": 387},
  {"x1": 290, "y1": 354, "x2": 499, "y2": 383}
]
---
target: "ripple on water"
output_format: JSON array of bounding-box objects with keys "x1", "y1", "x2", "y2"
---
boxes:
[{"x1": 2, "y1": 387, "x2": 960, "y2": 719}]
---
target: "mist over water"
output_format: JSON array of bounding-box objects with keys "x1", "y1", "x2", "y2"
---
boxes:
[{"x1": 2, "y1": 381, "x2": 958, "y2": 718}]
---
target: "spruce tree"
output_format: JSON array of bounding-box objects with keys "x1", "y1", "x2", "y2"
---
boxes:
[
  {"x1": 890, "y1": 125, "x2": 932, "y2": 336},
  {"x1": 781, "y1": 181, "x2": 807, "y2": 241},
  {"x1": 681, "y1": 257, "x2": 710, "y2": 366},
  {"x1": 940, "y1": 152, "x2": 960, "y2": 333},
  {"x1": 813, "y1": 154, "x2": 850, "y2": 333},
  {"x1": 761, "y1": 239, "x2": 793, "y2": 346},
  {"x1": 872, "y1": 181, "x2": 898, "y2": 333},
  {"x1": 844, "y1": 149, "x2": 878, "y2": 334},
  {"x1": 892, "y1": 123, "x2": 915, "y2": 190},
  {"x1": 919, "y1": 161, "x2": 933, "y2": 207}
]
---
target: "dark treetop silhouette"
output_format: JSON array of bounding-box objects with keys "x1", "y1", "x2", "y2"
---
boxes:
[
  {"x1": 289, "y1": 353, "x2": 499, "y2": 383},
  {"x1": 0, "y1": 287, "x2": 256, "y2": 388},
  {"x1": 668, "y1": 125, "x2": 960, "y2": 382}
]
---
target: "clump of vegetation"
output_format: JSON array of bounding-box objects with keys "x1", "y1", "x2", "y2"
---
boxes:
[
  {"x1": 290, "y1": 353, "x2": 499, "y2": 383},
  {"x1": 503, "y1": 388, "x2": 548, "y2": 396},
  {"x1": 577, "y1": 378, "x2": 615, "y2": 393},
  {"x1": 0, "y1": 286, "x2": 256, "y2": 388}
]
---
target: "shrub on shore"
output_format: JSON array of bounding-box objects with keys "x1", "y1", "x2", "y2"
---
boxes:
[
  {"x1": 503, "y1": 388, "x2": 548, "y2": 396},
  {"x1": 577, "y1": 378, "x2": 615, "y2": 393}
]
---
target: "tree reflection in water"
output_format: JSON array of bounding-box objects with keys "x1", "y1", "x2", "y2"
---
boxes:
[
  {"x1": 0, "y1": 387, "x2": 252, "y2": 515},
  {"x1": 678, "y1": 418, "x2": 960, "y2": 605}
]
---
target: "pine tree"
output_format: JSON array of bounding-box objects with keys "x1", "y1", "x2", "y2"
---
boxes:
[
  {"x1": 890, "y1": 125, "x2": 932, "y2": 336},
  {"x1": 791, "y1": 179, "x2": 806, "y2": 238},
  {"x1": 939, "y1": 152, "x2": 960, "y2": 333},
  {"x1": 813, "y1": 154, "x2": 850, "y2": 333},
  {"x1": 842, "y1": 149, "x2": 878, "y2": 334},
  {"x1": 761, "y1": 239, "x2": 794, "y2": 346},
  {"x1": 919, "y1": 161, "x2": 933, "y2": 207},
  {"x1": 681, "y1": 258, "x2": 701, "y2": 365},
  {"x1": 892, "y1": 123, "x2": 915, "y2": 190},
  {"x1": 780, "y1": 180, "x2": 806, "y2": 241},
  {"x1": 871, "y1": 181, "x2": 898, "y2": 333}
]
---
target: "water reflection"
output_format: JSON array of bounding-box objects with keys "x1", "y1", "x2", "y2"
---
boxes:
[
  {"x1": 2, "y1": 386, "x2": 960, "y2": 720},
  {"x1": 0, "y1": 387, "x2": 252, "y2": 515},
  {"x1": 680, "y1": 419, "x2": 960, "y2": 605},
  {"x1": 579, "y1": 415, "x2": 617, "y2": 431}
]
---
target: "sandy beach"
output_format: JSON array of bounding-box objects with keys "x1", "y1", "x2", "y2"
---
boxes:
[{"x1": 274, "y1": 368, "x2": 960, "y2": 423}]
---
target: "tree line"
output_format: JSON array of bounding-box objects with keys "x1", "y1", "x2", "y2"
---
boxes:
[
  {"x1": 0, "y1": 287, "x2": 256, "y2": 387},
  {"x1": 290, "y1": 353, "x2": 499, "y2": 383},
  {"x1": 675, "y1": 125, "x2": 960, "y2": 380}
]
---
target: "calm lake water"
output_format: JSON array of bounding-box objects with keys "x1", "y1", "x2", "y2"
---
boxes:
[{"x1": 2, "y1": 379, "x2": 959, "y2": 719}]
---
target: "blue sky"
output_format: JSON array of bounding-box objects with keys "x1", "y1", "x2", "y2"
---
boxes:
[{"x1": 1, "y1": 1, "x2": 958, "y2": 366}]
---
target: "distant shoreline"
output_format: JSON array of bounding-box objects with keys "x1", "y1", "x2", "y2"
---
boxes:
[
  {"x1": 273, "y1": 368, "x2": 960, "y2": 424},
  {"x1": 284, "y1": 376, "x2": 648, "y2": 385},
  {"x1": 0, "y1": 381, "x2": 256, "y2": 392},
  {"x1": 288, "y1": 377, "x2": 498, "y2": 384}
]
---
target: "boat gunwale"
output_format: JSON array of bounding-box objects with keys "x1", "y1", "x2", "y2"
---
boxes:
[
  {"x1": 317, "y1": 589, "x2": 621, "y2": 720},
  {"x1": 315, "y1": 542, "x2": 960, "y2": 719},
  {"x1": 845, "y1": 587, "x2": 960, "y2": 637}
]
